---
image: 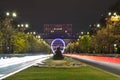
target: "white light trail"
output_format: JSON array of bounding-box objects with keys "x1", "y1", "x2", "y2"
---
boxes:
[{"x1": 0, "y1": 54, "x2": 51, "y2": 68}]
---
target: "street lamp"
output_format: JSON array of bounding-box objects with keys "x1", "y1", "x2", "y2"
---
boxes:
[
  {"x1": 36, "y1": 35, "x2": 41, "y2": 40},
  {"x1": 33, "y1": 32, "x2": 36, "y2": 35},
  {"x1": 3, "y1": 12, "x2": 17, "y2": 54},
  {"x1": 12, "y1": 12, "x2": 17, "y2": 17},
  {"x1": 108, "y1": 12, "x2": 112, "y2": 16},
  {"x1": 17, "y1": 23, "x2": 29, "y2": 31},
  {"x1": 81, "y1": 32, "x2": 84, "y2": 35},
  {"x1": 25, "y1": 24, "x2": 29, "y2": 28},
  {"x1": 113, "y1": 12, "x2": 117, "y2": 16},
  {"x1": 6, "y1": 12, "x2": 10, "y2": 16},
  {"x1": 114, "y1": 44, "x2": 117, "y2": 54},
  {"x1": 106, "y1": 12, "x2": 120, "y2": 53},
  {"x1": 21, "y1": 24, "x2": 24, "y2": 27},
  {"x1": 28, "y1": 31, "x2": 36, "y2": 36},
  {"x1": 97, "y1": 24, "x2": 100, "y2": 28},
  {"x1": 37, "y1": 35, "x2": 41, "y2": 39},
  {"x1": 6, "y1": 12, "x2": 17, "y2": 18},
  {"x1": 87, "y1": 32, "x2": 90, "y2": 35},
  {"x1": 79, "y1": 36, "x2": 81, "y2": 38}
]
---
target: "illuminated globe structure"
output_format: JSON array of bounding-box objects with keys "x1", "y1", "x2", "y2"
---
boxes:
[{"x1": 51, "y1": 38, "x2": 65, "y2": 54}]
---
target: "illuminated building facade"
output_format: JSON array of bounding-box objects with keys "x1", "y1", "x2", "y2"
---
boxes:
[{"x1": 43, "y1": 24, "x2": 72, "y2": 39}]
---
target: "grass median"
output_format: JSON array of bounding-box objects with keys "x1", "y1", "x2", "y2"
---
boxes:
[{"x1": 3, "y1": 66, "x2": 120, "y2": 80}]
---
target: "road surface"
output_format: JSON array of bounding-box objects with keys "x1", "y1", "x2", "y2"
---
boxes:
[
  {"x1": 0, "y1": 54, "x2": 52, "y2": 80},
  {"x1": 65, "y1": 54, "x2": 120, "y2": 77}
]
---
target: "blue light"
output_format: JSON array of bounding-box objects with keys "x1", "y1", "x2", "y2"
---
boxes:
[{"x1": 51, "y1": 38, "x2": 65, "y2": 54}]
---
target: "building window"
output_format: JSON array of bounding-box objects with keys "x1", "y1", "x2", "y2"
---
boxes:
[
  {"x1": 54, "y1": 28, "x2": 62, "y2": 30},
  {"x1": 51, "y1": 30, "x2": 54, "y2": 33},
  {"x1": 65, "y1": 30, "x2": 67, "y2": 33}
]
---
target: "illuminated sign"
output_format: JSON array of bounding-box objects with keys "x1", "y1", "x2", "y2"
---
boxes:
[{"x1": 54, "y1": 28, "x2": 62, "y2": 30}]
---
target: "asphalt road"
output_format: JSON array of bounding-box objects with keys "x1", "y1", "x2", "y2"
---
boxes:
[
  {"x1": 67, "y1": 56, "x2": 120, "y2": 77},
  {"x1": 0, "y1": 54, "x2": 52, "y2": 80}
]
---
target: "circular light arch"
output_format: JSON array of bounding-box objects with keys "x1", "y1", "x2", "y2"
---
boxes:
[{"x1": 51, "y1": 38, "x2": 65, "y2": 54}]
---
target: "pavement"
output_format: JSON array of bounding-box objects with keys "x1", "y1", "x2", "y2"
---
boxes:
[{"x1": 64, "y1": 54, "x2": 120, "y2": 77}]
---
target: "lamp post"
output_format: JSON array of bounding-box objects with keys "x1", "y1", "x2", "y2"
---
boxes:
[
  {"x1": 97, "y1": 23, "x2": 101, "y2": 28},
  {"x1": 6, "y1": 12, "x2": 17, "y2": 18},
  {"x1": 106, "y1": 12, "x2": 120, "y2": 54},
  {"x1": 27, "y1": 31, "x2": 36, "y2": 53},
  {"x1": 3, "y1": 12, "x2": 17, "y2": 54},
  {"x1": 97, "y1": 24, "x2": 100, "y2": 28},
  {"x1": 17, "y1": 23, "x2": 29, "y2": 32},
  {"x1": 114, "y1": 44, "x2": 117, "y2": 54},
  {"x1": 81, "y1": 32, "x2": 84, "y2": 35},
  {"x1": 36, "y1": 35, "x2": 41, "y2": 40}
]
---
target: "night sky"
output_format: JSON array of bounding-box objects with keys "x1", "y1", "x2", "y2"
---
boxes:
[{"x1": 0, "y1": 0, "x2": 118, "y2": 33}]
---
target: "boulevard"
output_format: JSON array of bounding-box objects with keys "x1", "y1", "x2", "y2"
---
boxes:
[
  {"x1": 0, "y1": 0, "x2": 120, "y2": 80},
  {"x1": 0, "y1": 54, "x2": 52, "y2": 79},
  {"x1": 65, "y1": 54, "x2": 120, "y2": 77}
]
